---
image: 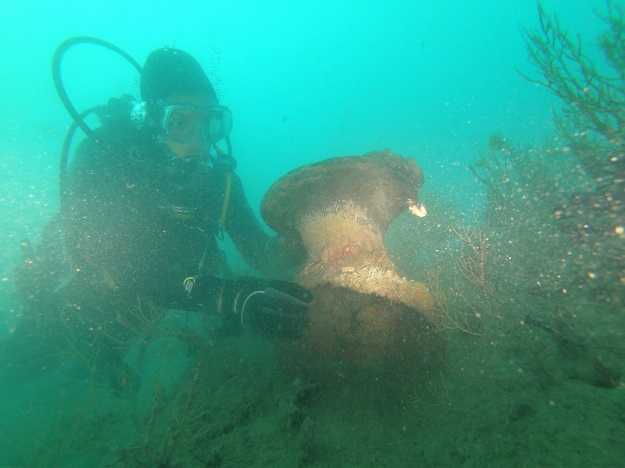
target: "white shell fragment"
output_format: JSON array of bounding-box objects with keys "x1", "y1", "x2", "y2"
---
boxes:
[{"x1": 408, "y1": 200, "x2": 428, "y2": 218}]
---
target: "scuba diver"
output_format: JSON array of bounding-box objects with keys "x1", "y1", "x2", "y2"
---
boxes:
[{"x1": 9, "y1": 38, "x2": 311, "y2": 389}]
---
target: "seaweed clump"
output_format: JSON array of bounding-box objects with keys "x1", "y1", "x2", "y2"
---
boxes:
[
  {"x1": 522, "y1": 1, "x2": 625, "y2": 303},
  {"x1": 455, "y1": 2, "x2": 625, "y2": 391}
]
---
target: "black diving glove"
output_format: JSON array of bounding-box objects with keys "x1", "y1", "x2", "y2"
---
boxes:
[
  {"x1": 184, "y1": 275, "x2": 313, "y2": 338},
  {"x1": 225, "y1": 277, "x2": 312, "y2": 338}
]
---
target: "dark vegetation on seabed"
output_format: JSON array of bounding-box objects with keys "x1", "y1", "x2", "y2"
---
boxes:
[{"x1": 1, "y1": 3, "x2": 625, "y2": 467}]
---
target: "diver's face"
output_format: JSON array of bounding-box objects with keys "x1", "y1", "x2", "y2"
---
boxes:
[{"x1": 163, "y1": 92, "x2": 217, "y2": 158}]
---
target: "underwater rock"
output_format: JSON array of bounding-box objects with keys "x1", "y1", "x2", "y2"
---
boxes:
[{"x1": 262, "y1": 150, "x2": 445, "y2": 379}]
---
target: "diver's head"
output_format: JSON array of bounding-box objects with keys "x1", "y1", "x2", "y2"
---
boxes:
[{"x1": 140, "y1": 48, "x2": 231, "y2": 158}]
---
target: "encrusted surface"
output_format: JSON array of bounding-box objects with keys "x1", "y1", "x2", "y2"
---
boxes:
[{"x1": 261, "y1": 150, "x2": 424, "y2": 237}]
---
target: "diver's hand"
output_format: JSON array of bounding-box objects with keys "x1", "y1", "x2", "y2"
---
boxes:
[{"x1": 224, "y1": 277, "x2": 313, "y2": 338}]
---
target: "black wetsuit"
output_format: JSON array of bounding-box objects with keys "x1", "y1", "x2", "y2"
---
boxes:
[
  {"x1": 8, "y1": 125, "x2": 303, "y2": 386},
  {"x1": 60, "y1": 126, "x2": 298, "y2": 307}
]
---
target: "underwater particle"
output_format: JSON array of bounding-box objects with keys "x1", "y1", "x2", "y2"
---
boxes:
[
  {"x1": 587, "y1": 271, "x2": 597, "y2": 279},
  {"x1": 614, "y1": 225, "x2": 624, "y2": 236}
]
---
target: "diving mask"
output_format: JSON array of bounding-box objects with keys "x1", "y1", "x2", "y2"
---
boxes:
[{"x1": 161, "y1": 104, "x2": 232, "y2": 145}]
